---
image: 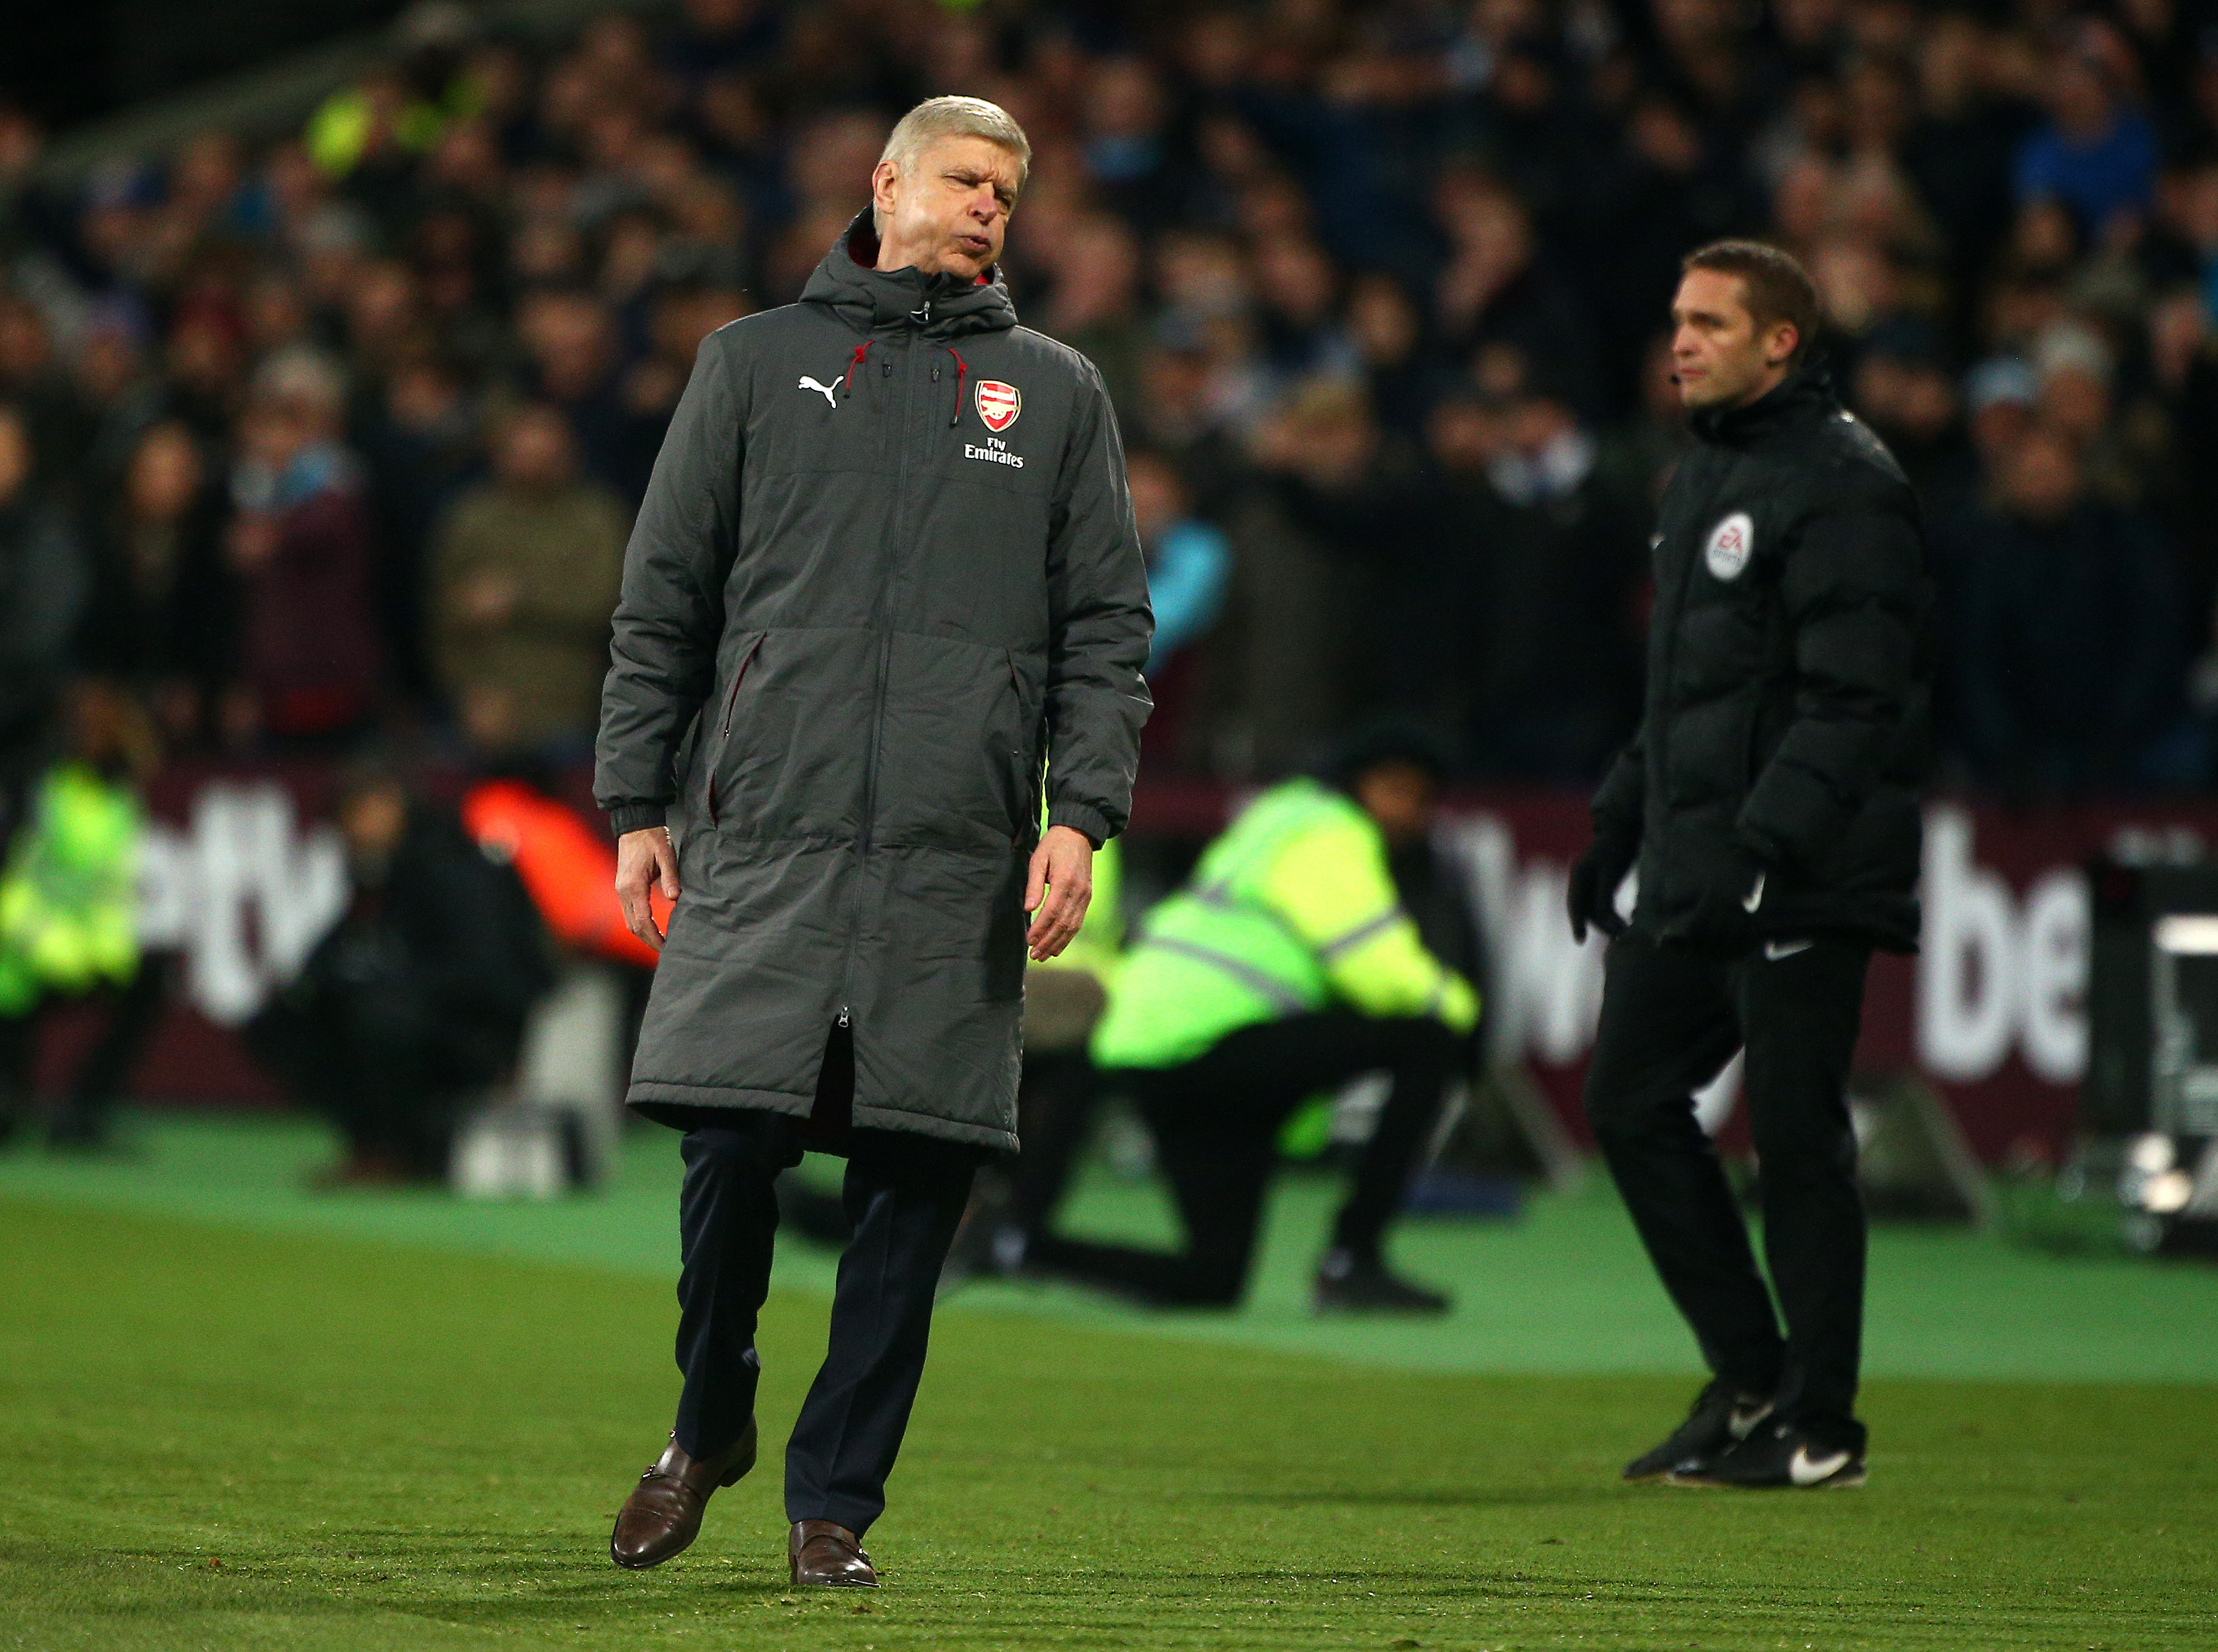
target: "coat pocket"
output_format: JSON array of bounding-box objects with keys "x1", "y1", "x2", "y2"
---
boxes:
[
  {"x1": 873, "y1": 634, "x2": 1036, "y2": 854},
  {"x1": 1007, "y1": 648, "x2": 1045, "y2": 844},
  {"x1": 704, "y1": 632, "x2": 766, "y2": 827}
]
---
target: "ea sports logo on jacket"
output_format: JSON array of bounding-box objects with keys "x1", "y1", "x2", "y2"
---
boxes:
[
  {"x1": 1704, "y1": 511, "x2": 1753, "y2": 581},
  {"x1": 975, "y1": 379, "x2": 1020, "y2": 432}
]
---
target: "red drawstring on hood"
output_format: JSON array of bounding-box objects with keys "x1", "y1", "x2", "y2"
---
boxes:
[{"x1": 833, "y1": 340, "x2": 972, "y2": 425}]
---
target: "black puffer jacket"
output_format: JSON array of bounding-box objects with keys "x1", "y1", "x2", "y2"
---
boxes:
[
  {"x1": 1590, "y1": 366, "x2": 1932, "y2": 951},
  {"x1": 284, "y1": 804, "x2": 552, "y2": 1080}
]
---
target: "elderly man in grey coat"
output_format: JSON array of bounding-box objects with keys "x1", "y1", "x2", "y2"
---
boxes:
[{"x1": 595, "y1": 97, "x2": 1151, "y2": 1588}]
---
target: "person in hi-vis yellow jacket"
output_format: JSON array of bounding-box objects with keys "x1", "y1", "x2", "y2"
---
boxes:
[{"x1": 1022, "y1": 727, "x2": 1477, "y2": 1313}]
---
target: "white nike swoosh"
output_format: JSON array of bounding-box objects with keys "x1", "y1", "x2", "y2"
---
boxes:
[
  {"x1": 1790, "y1": 1445, "x2": 1852, "y2": 1486},
  {"x1": 1741, "y1": 871, "x2": 1765, "y2": 914},
  {"x1": 1728, "y1": 1400, "x2": 1774, "y2": 1440},
  {"x1": 1763, "y1": 938, "x2": 1814, "y2": 962}
]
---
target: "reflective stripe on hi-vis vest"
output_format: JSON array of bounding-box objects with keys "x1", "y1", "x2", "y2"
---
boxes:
[
  {"x1": 1091, "y1": 778, "x2": 1471, "y2": 1070},
  {"x1": 1315, "y1": 908, "x2": 1407, "y2": 959},
  {"x1": 1140, "y1": 932, "x2": 1310, "y2": 1014}
]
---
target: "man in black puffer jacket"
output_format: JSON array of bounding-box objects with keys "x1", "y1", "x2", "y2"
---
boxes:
[
  {"x1": 246, "y1": 761, "x2": 552, "y2": 1183},
  {"x1": 1568, "y1": 241, "x2": 1931, "y2": 1491}
]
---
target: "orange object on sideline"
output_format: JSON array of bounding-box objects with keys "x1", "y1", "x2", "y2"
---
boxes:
[{"x1": 462, "y1": 778, "x2": 668, "y2": 969}]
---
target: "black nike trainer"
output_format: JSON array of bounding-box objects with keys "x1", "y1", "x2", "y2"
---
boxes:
[
  {"x1": 1311, "y1": 1249, "x2": 1452, "y2": 1315},
  {"x1": 1623, "y1": 1378, "x2": 1774, "y2": 1481},
  {"x1": 1667, "y1": 1419, "x2": 1867, "y2": 1489}
]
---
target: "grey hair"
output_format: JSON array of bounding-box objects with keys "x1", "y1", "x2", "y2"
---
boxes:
[{"x1": 875, "y1": 96, "x2": 1031, "y2": 222}]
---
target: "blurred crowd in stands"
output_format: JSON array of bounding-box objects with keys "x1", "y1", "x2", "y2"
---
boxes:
[{"x1": 3, "y1": 0, "x2": 2218, "y2": 813}]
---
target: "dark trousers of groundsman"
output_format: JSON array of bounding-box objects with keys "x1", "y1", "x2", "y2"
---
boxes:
[
  {"x1": 663, "y1": 1021, "x2": 979, "y2": 1537},
  {"x1": 1582, "y1": 931, "x2": 1873, "y2": 1434}
]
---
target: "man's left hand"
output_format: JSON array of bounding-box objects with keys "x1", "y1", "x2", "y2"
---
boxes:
[{"x1": 1025, "y1": 824, "x2": 1094, "y2": 961}]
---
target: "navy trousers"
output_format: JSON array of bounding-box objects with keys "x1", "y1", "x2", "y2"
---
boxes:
[{"x1": 667, "y1": 1026, "x2": 978, "y2": 1536}]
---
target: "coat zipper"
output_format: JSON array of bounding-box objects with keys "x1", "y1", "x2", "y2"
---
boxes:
[
  {"x1": 705, "y1": 634, "x2": 764, "y2": 827},
  {"x1": 857, "y1": 333, "x2": 913, "y2": 847},
  {"x1": 1648, "y1": 480, "x2": 1707, "y2": 916},
  {"x1": 1007, "y1": 648, "x2": 1033, "y2": 836},
  {"x1": 840, "y1": 314, "x2": 921, "y2": 1015}
]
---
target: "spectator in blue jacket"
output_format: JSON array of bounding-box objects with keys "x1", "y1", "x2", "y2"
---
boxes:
[
  {"x1": 1127, "y1": 447, "x2": 1230, "y2": 681},
  {"x1": 2014, "y1": 47, "x2": 2160, "y2": 239}
]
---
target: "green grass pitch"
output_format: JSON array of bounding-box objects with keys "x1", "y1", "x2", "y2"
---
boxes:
[{"x1": 1, "y1": 1123, "x2": 2214, "y2": 1650}]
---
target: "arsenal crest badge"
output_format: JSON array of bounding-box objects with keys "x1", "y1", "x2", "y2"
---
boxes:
[{"x1": 975, "y1": 379, "x2": 1020, "y2": 433}]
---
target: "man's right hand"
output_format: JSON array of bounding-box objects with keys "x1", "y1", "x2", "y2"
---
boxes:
[
  {"x1": 617, "y1": 827, "x2": 681, "y2": 952},
  {"x1": 1567, "y1": 832, "x2": 1637, "y2": 944}
]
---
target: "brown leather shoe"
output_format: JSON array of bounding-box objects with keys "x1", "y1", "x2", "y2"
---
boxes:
[
  {"x1": 788, "y1": 1519, "x2": 877, "y2": 1586},
  {"x1": 608, "y1": 1422, "x2": 758, "y2": 1570}
]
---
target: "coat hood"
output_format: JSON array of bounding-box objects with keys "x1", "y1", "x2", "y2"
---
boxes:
[
  {"x1": 1689, "y1": 359, "x2": 1838, "y2": 449},
  {"x1": 800, "y1": 210, "x2": 1019, "y2": 342}
]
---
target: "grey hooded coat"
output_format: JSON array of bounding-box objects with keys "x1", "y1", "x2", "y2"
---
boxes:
[{"x1": 595, "y1": 217, "x2": 1153, "y2": 1151}]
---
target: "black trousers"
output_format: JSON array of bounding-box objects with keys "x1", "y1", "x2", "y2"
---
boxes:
[
  {"x1": 1030, "y1": 1012, "x2": 1459, "y2": 1307},
  {"x1": 244, "y1": 982, "x2": 499, "y2": 1176},
  {"x1": 668, "y1": 1027, "x2": 979, "y2": 1538},
  {"x1": 0, "y1": 956, "x2": 167, "y2": 1145},
  {"x1": 1583, "y1": 931, "x2": 1872, "y2": 1433},
  {"x1": 1007, "y1": 1048, "x2": 1098, "y2": 1235}
]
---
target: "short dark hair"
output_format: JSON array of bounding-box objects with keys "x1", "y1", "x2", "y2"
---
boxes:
[
  {"x1": 1321, "y1": 718, "x2": 1453, "y2": 791},
  {"x1": 1681, "y1": 239, "x2": 1821, "y2": 366}
]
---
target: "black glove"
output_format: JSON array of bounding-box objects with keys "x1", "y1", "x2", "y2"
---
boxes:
[
  {"x1": 1567, "y1": 830, "x2": 1638, "y2": 944},
  {"x1": 1672, "y1": 846, "x2": 1770, "y2": 953}
]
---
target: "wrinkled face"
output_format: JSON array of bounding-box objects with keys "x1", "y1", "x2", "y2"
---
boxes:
[
  {"x1": 871, "y1": 134, "x2": 1020, "y2": 279},
  {"x1": 1670, "y1": 268, "x2": 1798, "y2": 411}
]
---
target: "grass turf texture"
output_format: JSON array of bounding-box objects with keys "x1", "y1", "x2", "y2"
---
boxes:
[
  {"x1": 4, "y1": 1113, "x2": 2216, "y2": 1384},
  {"x1": 2, "y1": 1147, "x2": 2215, "y2": 1648}
]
